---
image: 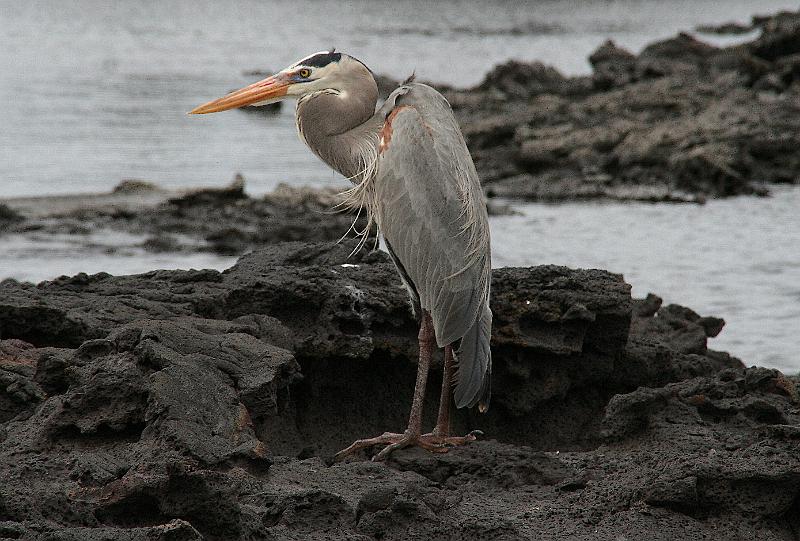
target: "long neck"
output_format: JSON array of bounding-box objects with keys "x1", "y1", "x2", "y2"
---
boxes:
[{"x1": 296, "y1": 87, "x2": 381, "y2": 183}]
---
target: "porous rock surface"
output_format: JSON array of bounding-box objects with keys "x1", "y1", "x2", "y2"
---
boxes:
[{"x1": 1, "y1": 240, "x2": 798, "y2": 540}]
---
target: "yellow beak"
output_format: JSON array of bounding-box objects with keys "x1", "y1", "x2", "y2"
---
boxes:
[{"x1": 188, "y1": 73, "x2": 291, "y2": 114}]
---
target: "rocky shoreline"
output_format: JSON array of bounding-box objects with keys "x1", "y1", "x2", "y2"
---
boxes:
[
  {"x1": 2, "y1": 9, "x2": 800, "y2": 540},
  {"x1": 0, "y1": 177, "x2": 518, "y2": 259},
  {"x1": 1, "y1": 240, "x2": 798, "y2": 540},
  {"x1": 243, "y1": 9, "x2": 800, "y2": 203},
  {"x1": 0, "y1": 179, "x2": 372, "y2": 258},
  {"x1": 1, "y1": 10, "x2": 799, "y2": 263},
  {"x1": 442, "y1": 9, "x2": 800, "y2": 202}
]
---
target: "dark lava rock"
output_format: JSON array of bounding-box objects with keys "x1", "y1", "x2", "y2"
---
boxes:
[
  {"x1": 141, "y1": 234, "x2": 183, "y2": 253},
  {"x1": 749, "y1": 10, "x2": 800, "y2": 61},
  {"x1": 477, "y1": 60, "x2": 580, "y2": 98},
  {"x1": 696, "y1": 21, "x2": 754, "y2": 35},
  {"x1": 589, "y1": 40, "x2": 639, "y2": 89},
  {"x1": 167, "y1": 174, "x2": 248, "y2": 208},
  {"x1": 0, "y1": 203, "x2": 24, "y2": 231},
  {"x1": 448, "y1": 9, "x2": 800, "y2": 201},
  {"x1": 241, "y1": 101, "x2": 282, "y2": 114},
  {"x1": 112, "y1": 179, "x2": 165, "y2": 194},
  {"x1": 2, "y1": 179, "x2": 375, "y2": 258},
  {"x1": 1, "y1": 240, "x2": 798, "y2": 539}
]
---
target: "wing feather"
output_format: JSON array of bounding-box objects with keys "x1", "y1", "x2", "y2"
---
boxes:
[{"x1": 374, "y1": 83, "x2": 492, "y2": 408}]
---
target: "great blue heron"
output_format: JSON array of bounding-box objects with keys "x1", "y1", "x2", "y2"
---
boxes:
[{"x1": 190, "y1": 50, "x2": 491, "y2": 461}]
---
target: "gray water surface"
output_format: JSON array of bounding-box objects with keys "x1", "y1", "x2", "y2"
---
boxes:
[
  {"x1": 2, "y1": 187, "x2": 798, "y2": 373},
  {"x1": 492, "y1": 187, "x2": 800, "y2": 374},
  {"x1": 1, "y1": 0, "x2": 795, "y2": 196}
]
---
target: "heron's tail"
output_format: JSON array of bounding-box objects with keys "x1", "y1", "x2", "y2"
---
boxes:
[{"x1": 452, "y1": 305, "x2": 492, "y2": 411}]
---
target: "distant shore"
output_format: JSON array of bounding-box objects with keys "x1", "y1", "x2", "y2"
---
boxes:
[
  {"x1": 0, "y1": 177, "x2": 520, "y2": 260},
  {"x1": 435, "y1": 9, "x2": 800, "y2": 202},
  {"x1": 239, "y1": 9, "x2": 800, "y2": 204}
]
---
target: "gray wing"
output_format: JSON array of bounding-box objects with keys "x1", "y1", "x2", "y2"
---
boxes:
[{"x1": 374, "y1": 83, "x2": 492, "y2": 409}]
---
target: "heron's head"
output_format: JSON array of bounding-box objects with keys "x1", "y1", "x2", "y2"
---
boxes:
[{"x1": 189, "y1": 50, "x2": 375, "y2": 114}]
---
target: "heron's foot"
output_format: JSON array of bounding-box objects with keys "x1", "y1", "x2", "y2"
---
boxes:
[
  {"x1": 426, "y1": 429, "x2": 484, "y2": 446},
  {"x1": 334, "y1": 429, "x2": 483, "y2": 462}
]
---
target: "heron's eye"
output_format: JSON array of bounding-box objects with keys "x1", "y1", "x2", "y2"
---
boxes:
[{"x1": 298, "y1": 68, "x2": 312, "y2": 79}]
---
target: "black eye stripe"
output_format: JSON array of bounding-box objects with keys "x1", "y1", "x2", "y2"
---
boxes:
[{"x1": 301, "y1": 52, "x2": 342, "y2": 68}]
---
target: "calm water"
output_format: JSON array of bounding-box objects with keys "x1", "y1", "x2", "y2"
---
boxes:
[
  {"x1": 1, "y1": 1, "x2": 798, "y2": 371},
  {"x1": 2, "y1": 187, "x2": 798, "y2": 373},
  {"x1": 1, "y1": 0, "x2": 795, "y2": 196},
  {"x1": 492, "y1": 187, "x2": 800, "y2": 374}
]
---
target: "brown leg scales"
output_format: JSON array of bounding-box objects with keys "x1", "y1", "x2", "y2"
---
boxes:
[{"x1": 334, "y1": 314, "x2": 481, "y2": 462}]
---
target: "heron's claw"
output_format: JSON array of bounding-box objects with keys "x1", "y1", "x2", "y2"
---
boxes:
[
  {"x1": 334, "y1": 429, "x2": 482, "y2": 462},
  {"x1": 333, "y1": 431, "x2": 406, "y2": 462}
]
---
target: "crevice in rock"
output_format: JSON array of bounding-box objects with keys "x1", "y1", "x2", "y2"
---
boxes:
[
  {"x1": 94, "y1": 493, "x2": 168, "y2": 528},
  {"x1": 256, "y1": 352, "x2": 423, "y2": 457},
  {"x1": 0, "y1": 307, "x2": 95, "y2": 349},
  {"x1": 785, "y1": 491, "x2": 800, "y2": 539},
  {"x1": 49, "y1": 421, "x2": 146, "y2": 446},
  {"x1": 257, "y1": 349, "x2": 627, "y2": 457}
]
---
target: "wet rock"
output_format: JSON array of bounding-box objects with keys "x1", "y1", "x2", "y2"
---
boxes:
[
  {"x1": 241, "y1": 101, "x2": 282, "y2": 114},
  {"x1": 462, "y1": 114, "x2": 521, "y2": 151},
  {"x1": 477, "y1": 60, "x2": 575, "y2": 98},
  {"x1": 0, "y1": 203, "x2": 24, "y2": 231},
  {"x1": 450, "y1": 9, "x2": 800, "y2": 201},
  {"x1": 156, "y1": 181, "x2": 374, "y2": 255},
  {"x1": 112, "y1": 179, "x2": 165, "y2": 194},
  {"x1": 1, "y1": 179, "x2": 376, "y2": 258},
  {"x1": 589, "y1": 40, "x2": 638, "y2": 89},
  {"x1": 669, "y1": 143, "x2": 747, "y2": 196},
  {"x1": 168, "y1": 174, "x2": 247, "y2": 209},
  {"x1": 141, "y1": 234, "x2": 182, "y2": 253},
  {"x1": 696, "y1": 21, "x2": 754, "y2": 35},
  {"x1": 484, "y1": 199, "x2": 520, "y2": 216}
]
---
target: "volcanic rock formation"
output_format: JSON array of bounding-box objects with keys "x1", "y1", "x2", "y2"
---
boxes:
[
  {"x1": 1, "y1": 241, "x2": 798, "y2": 540},
  {"x1": 447, "y1": 9, "x2": 800, "y2": 202}
]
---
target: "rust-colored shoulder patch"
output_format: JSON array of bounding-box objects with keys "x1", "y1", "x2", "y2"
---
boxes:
[{"x1": 379, "y1": 105, "x2": 412, "y2": 154}]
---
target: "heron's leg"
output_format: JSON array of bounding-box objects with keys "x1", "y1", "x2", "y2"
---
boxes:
[
  {"x1": 432, "y1": 345, "x2": 455, "y2": 438},
  {"x1": 334, "y1": 313, "x2": 435, "y2": 461},
  {"x1": 406, "y1": 311, "x2": 434, "y2": 433},
  {"x1": 334, "y1": 314, "x2": 480, "y2": 462},
  {"x1": 368, "y1": 312, "x2": 435, "y2": 461},
  {"x1": 424, "y1": 345, "x2": 483, "y2": 447}
]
